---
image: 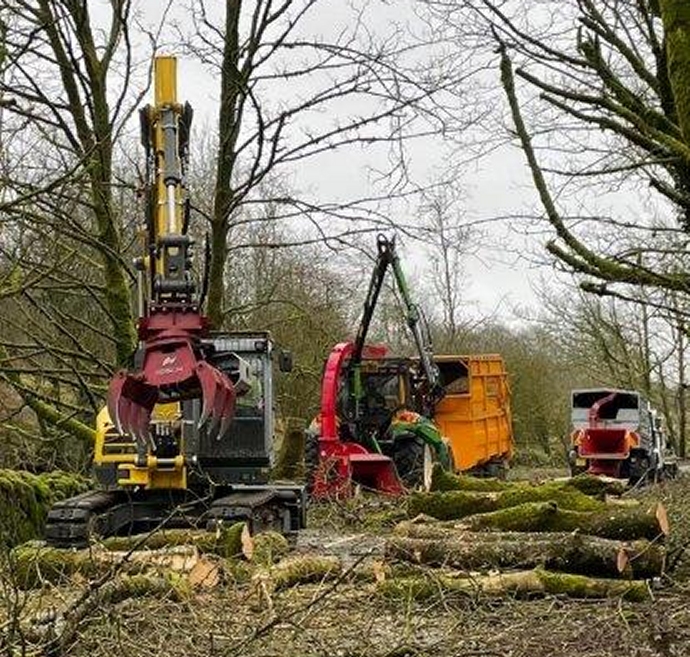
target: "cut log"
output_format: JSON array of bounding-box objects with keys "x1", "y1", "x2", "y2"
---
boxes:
[
  {"x1": 11, "y1": 543, "x2": 215, "y2": 589},
  {"x1": 246, "y1": 531, "x2": 291, "y2": 566},
  {"x1": 564, "y1": 474, "x2": 627, "y2": 497},
  {"x1": 408, "y1": 484, "x2": 603, "y2": 520},
  {"x1": 458, "y1": 501, "x2": 668, "y2": 541},
  {"x1": 385, "y1": 534, "x2": 665, "y2": 579},
  {"x1": 379, "y1": 568, "x2": 651, "y2": 602},
  {"x1": 430, "y1": 466, "x2": 627, "y2": 498},
  {"x1": 100, "y1": 523, "x2": 247, "y2": 558},
  {"x1": 255, "y1": 554, "x2": 341, "y2": 592}
]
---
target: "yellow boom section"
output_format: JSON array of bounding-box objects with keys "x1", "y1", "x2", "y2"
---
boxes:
[{"x1": 146, "y1": 56, "x2": 185, "y2": 277}]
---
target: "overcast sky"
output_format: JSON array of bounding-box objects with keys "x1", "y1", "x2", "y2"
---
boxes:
[{"x1": 124, "y1": 0, "x2": 554, "y2": 324}]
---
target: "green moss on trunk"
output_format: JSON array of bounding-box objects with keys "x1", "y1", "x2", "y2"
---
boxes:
[
  {"x1": 408, "y1": 484, "x2": 603, "y2": 520},
  {"x1": 430, "y1": 465, "x2": 512, "y2": 492},
  {"x1": 660, "y1": 0, "x2": 690, "y2": 145},
  {"x1": 0, "y1": 470, "x2": 90, "y2": 546}
]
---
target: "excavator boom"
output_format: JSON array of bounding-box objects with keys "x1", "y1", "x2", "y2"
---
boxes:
[{"x1": 107, "y1": 57, "x2": 235, "y2": 451}]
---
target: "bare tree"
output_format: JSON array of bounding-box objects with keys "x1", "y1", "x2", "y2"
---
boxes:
[
  {"x1": 417, "y1": 185, "x2": 473, "y2": 348},
  {"x1": 176, "y1": 0, "x2": 469, "y2": 326}
]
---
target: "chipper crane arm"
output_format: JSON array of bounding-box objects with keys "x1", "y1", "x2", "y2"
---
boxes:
[
  {"x1": 321, "y1": 234, "x2": 444, "y2": 441},
  {"x1": 107, "y1": 57, "x2": 235, "y2": 454},
  {"x1": 347, "y1": 234, "x2": 443, "y2": 416}
]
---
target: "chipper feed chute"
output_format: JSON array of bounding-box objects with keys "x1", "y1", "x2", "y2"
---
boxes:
[
  {"x1": 107, "y1": 56, "x2": 236, "y2": 444},
  {"x1": 312, "y1": 341, "x2": 404, "y2": 498}
]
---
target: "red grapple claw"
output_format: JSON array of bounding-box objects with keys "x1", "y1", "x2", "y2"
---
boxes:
[
  {"x1": 106, "y1": 311, "x2": 235, "y2": 441},
  {"x1": 195, "y1": 361, "x2": 236, "y2": 438}
]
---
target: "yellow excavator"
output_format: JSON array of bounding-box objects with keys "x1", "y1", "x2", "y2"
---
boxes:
[{"x1": 45, "y1": 57, "x2": 305, "y2": 547}]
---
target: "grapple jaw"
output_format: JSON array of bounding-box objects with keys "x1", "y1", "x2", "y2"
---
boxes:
[{"x1": 107, "y1": 333, "x2": 236, "y2": 447}]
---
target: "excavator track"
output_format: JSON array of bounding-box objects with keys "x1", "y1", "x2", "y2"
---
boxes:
[
  {"x1": 45, "y1": 485, "x2": 306, "y2": 549},
  {"x1": 45, "y1": 490, "x2": 128, "y2": 548},
  {"x1": 45, "y1": 489, "x2": 206, "y2": 549},
  {"x1": 208, "y1": 485, "x2": 306, "y2": 537}
]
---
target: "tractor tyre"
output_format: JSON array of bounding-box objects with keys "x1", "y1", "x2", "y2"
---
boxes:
[
  {"x1": 393, "y1": 436, "x2": 434, "y2": 491},
  {"x1": 304, "y1": 430, "x2": 320, "y2": 495}
]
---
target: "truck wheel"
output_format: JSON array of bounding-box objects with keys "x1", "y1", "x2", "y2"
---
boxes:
[
  {"x1": 304, "y1": 431, "x2": 320, "y2": 494},
  {"x1": 482, "y1": 458, "x2": 508, "y2": 480},
  {"x1": 393, "y1": 437, "x2": 434, "y2": 491}
]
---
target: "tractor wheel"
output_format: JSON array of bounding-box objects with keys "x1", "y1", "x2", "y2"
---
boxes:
[
  {"x1": 393, "y1": 436, "x2": 434, "y2": 491},
  {"x1": 304, "y1": 430, "x2": 320, "y2": 495}
]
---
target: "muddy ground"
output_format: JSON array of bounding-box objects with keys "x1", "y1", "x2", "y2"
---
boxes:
[{"x1": 5, "y1": 467, "x2": 690, "y2": 657}]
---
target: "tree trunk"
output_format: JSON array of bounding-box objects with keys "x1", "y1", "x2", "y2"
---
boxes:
[
  {"x1": 386, "y1": 533, "x2": 664, "y2": 579},
  {"x1": 208, "y1": 0, "x2": 244, "y2": 328},
  {"x1": 660, "y1": 0, "x2": 690, "y2": 144},
  {"x1": 271, "y1": 417, "x2": 306, "y2": 481}
]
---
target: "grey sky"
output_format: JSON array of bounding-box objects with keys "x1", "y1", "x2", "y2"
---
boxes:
[{"x1": 124, "y1": 0, "x2": 549, "y2": 323}]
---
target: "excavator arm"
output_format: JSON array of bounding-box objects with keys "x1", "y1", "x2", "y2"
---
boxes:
[{"x1": 107, "y1": 57, "x2": 236, "y2": 458}]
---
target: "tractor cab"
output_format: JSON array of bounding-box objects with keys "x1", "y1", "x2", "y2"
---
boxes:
[{"x1": 341, "y1": 358, "x2": 415, "y2": 449}]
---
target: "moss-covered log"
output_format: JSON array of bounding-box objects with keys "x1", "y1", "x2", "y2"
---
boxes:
[
  {"x1": 100, "y1": 523, "x2": 247, "y2": 558},
  {"x1": 255, "y1": 554, "x2": 341, "y2": 593},
  {"x1": 430, "y1": 465, "x2": 512, "y2": 492},
  {"x1": 249, "y1": 531, "x2": 290, "y2": 566},
  {"x1": 430, "y1": 465, "x2": 627, "y2": 498},
  {"x1": 0, "y1": 469, "x2": 91, "y2": 546},
  {"x1": 379, "y1": 568, "x2": 651, "y2": 602},
  {"x1": 386, "y1": 533, "x2": 664, "y2": 579},
  {"x1": 408, "y1": 483, "x2": 603, "y2": 520},
  {"x1": 457, "y1": 501, "x2": 668, "y2": 541},
  {"x1": 10, "y1": 542, "x2": 209, "y2": 589},
  {"x1": 565, "y1": 474, "x2": 627, "y2": 497}
]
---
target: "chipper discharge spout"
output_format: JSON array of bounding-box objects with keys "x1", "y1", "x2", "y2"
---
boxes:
[{"x1": 107, "y1": 56, "x2": 235, "y2": 445}]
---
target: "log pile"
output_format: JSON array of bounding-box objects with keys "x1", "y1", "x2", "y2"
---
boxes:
[
  {"x1": 377, "y1": 466, "x2": 667, "y2": 601},
  {"x1": 4, "y1": 467, "x2": 670, "y2": 615}
]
